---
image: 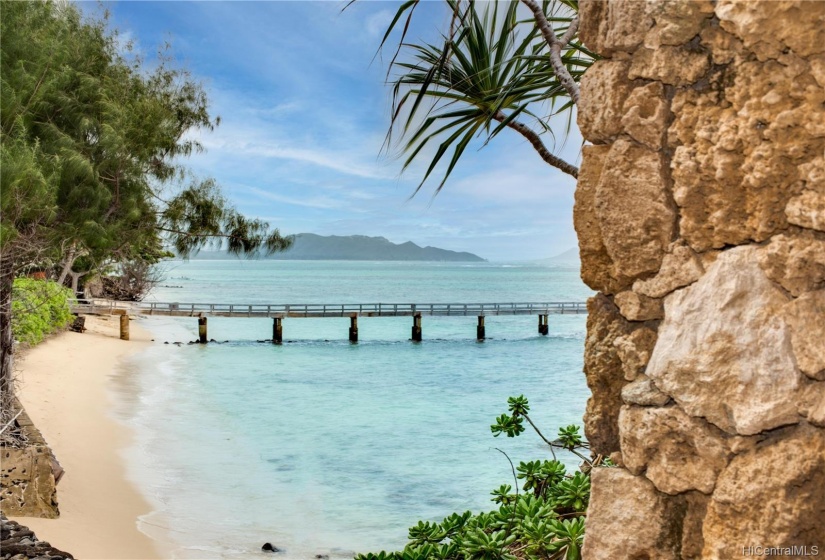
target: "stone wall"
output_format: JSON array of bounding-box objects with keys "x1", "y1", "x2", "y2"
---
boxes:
[
  {"x1": 574, "y1": 1, "x2": 825, "y2": 557},
  {"x1": 0, "y1": 407, "x2": 59, "y2": 519}
]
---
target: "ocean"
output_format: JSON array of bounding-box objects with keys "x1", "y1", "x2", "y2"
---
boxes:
[{"x1": 112, "y1": 260, "x2": 593, "y2": 559}]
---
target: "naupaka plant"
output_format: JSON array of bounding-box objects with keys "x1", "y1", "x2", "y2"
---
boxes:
[{"x1": 355, "y1": 396, "x2": 610, "y2": 560}]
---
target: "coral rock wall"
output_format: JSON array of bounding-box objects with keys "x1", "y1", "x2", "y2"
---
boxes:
[{"x1": 575, "y1": 1, "x2": 825, "y2": 557}]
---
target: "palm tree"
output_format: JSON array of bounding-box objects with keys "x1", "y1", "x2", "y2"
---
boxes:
[{"x1": 381, "y1": 0, "x2": 594, "y2": 195}]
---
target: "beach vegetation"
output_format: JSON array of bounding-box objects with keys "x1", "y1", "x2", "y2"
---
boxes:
[
  {"x1": 0, "y1": 1, "x2": 291, "y2": 418},
  {"x1": 10, "y1": 279, "x2": 73, "y2": 347},
  {"x1": 376, "y1": 0, "x2": 592, "y2": 195},
  {"x1": 355, "y1": 396, "x2": 607, "y2": 560}
]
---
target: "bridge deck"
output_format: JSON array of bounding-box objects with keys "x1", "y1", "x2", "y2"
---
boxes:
[{"x1": 73, "y1": 301, "x2": 588, "y2": 318}]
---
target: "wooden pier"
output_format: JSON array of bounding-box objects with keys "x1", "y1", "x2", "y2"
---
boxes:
[{"x1": 73, "y1": 301, "x2": 587, "y2": 344}]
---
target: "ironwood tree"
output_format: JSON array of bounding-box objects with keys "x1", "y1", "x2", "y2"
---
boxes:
[{"x1": 0, "y1": 2, "x2": 291, "y2": 411}]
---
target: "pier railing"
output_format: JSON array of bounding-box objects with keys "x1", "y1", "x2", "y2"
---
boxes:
[
  {"x1": 73, "y1": 300, "x2": 587, "y2": 318},
  {"x1": 71, "y1": 300, "x2": 588, "y2": 343}
]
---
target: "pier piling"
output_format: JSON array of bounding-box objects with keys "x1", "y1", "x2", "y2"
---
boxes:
[
  {"x1": 198, "y1": 316, "x2": 208, "y2": 343},
  {"x1": 411, "y1": 313, "x2": 422, "y2": 342},
  {"x1": 119, "y1": 314, "x2": 129, "y2": 341},
  {"x1": 273, "y1": 317, "x2": 283, "y2": 344},
  {"x1": 477, "y1": 316, "x2": 486, "y2": 341},
  {"x1": 349, "y1": 315, "x2": 358, "y2": 343},
  {"x1": 538, "y1": 314, "x2": 549, "y2": 336}
]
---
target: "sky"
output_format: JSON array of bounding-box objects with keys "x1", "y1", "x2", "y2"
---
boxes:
[{"x1": 84, "y1": 1, "x2": 584, "y2": 261}]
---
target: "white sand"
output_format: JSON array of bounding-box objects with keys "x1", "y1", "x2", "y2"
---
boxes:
[{"x1": 9, "y1": 315, "x2": 165, "y2": 559}]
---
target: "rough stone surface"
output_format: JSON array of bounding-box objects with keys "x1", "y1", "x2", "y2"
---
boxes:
[
  {"x1": 620, "y1": 375, "x2": 670, "y2": 407},
  {"x1": 669, "y1": 53, "x2": 824, "y2": 251},
  {"x1": 578, "y1": 1, "x2": 825, "y2": 553},
  {"x1": 703, "y1": 424, "x2": 825, "y2": 557},
  {"x1": 578, "y1": 0, "x2": 652, "y2": 57},
  {"x1": 0, "y1": 513, "x2": 73, "y2": 559},
  {"x1": 647, "y1": 246, "x2": 801, "y2": 435},
  {"x1": 582, "y1": 468, "x2": 683, "y2": 559},
  {"x1": 620, "y1": 81, "x2": 669, "y2": 150},
  {"x1": 629, "y1": 45, "x2": 710, "y2": 87},
  {"x1": 613, "y1": 327, "x2": 658, "y2": 382},
  {"x1": 633, "y1": 241, "x2": 704, "y2": 299},
  {"x1": 644, "y1": 0, "x2": 714, "y2": 48},
  {"x1": 595, "y1": 139, "x2": 675, "y2": 283},
  {"x1": 0, "y1": 409, "x2": 59, "y2": 519},
  {"x1": 619, "y1": 405, "x2": 731, "y2": 495},
  {"x1": 574, "y1": 145, "x2": 619, "y2": 294},
  {"x1": 798, "y1": 381, "x2": 825, "y2": 428},
  {"x1": 758, "y1": 230, "x2": 825, "y2": 297},
  {"x1": 614, "y1": 291, "x2": 663, "y2": 321},
  {"x1": 715, "y1": 0, "x2": 825, "y2": 60},
  {"x1": 781, "y1": 289, "x2": 825, "y2": 380},
  {"x1": 583, "y1": 295, "x2": 636, "y2": 456},
  {"x1": 578, "y1": 60, "x2": 632, "y2": 144},
  {"x1": 786, "y1": 189, "x2": 825, "y2": 232}
]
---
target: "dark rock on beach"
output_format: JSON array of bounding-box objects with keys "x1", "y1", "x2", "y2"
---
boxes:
[{"x1": 1, "y1": 513, "x2": 73, "y2": 559}]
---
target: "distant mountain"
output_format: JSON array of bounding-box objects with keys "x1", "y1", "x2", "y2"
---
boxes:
[
  {"x1": 275, "y1": 234, "x2": 485, "y2": 262},
  {"x1": 190, "y1": 234, "x2": 486, "y2": 262},
  {"x1": 535, "y1": 247, "x2": 580, "y2": 265}
]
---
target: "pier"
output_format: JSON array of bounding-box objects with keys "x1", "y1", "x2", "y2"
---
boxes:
[{"x1": 73, "y1": 301, "x2": 587, "y2": 343}]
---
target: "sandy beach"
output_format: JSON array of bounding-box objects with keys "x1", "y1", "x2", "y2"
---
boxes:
[{"x1": 9, "y1": 314, "x2": 164, "y2": 559}]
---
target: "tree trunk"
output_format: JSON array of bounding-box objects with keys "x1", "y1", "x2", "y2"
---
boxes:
[
  {"x1": 0, "y1": 257, "x2": 16, "y2": 409},
  {"x1": 56, "y1": 243, "x2": 78, "y2": 287}
]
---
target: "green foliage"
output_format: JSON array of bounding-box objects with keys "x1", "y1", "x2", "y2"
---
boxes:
[
  {"x1": 355, "y1": 397, "x2": 604, "y2": 560},
  {"x1": 10, "y1": 279, "x2": 73, "y2": 346},
  {"x1": 378, "y1": 0, "x2": 594, "y2": 194}
]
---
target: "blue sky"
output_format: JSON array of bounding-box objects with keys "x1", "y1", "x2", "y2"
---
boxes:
[{"x1": 87, "y1": 1, "x2": 583, "y2": 261}]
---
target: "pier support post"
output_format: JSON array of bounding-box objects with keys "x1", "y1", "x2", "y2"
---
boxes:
[
  {"x1": 411, "y1": 313, "x2": 422, "y2": 342},
  {"x1": 273, "y1": 317, "x2": 283, "y2": 345},
  {"x1": 538, "y1": 314, "x2": 549, "y2": 336},
  {"x1": 477, "y1": 316, "x2": 486, "y2": 341},
  {"x1": 349, "y1": 315, "x2": 358, "y2": 343},
  {"x1": 119, "y1": 314, "x2": 129, "y2": 341},
  {"x1": 198, "y1": 316, "x2": 208, "y2": 344}
]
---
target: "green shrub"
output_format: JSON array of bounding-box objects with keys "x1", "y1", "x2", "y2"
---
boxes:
[
  {"x1": 356, "y1": 396, "x2": 609, "y2": 560},
  {"x1": 11, "y1": 278, "x2": 74, "y2": 346}
]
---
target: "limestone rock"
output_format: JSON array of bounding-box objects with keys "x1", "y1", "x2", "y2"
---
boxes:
[
  {"x1": 614, "y1": 291, "x2": 663, "y2": 321},
  {"x1": 681, "y1": 492, "x2": 709, "y2": 560},
  {"x1": 574, "y1": 145, "x2": 620, "y2": 293},
  {"x1": 758, "y1": 230, "x2": 825, "y2": 296},
  {"x1": 619, "y1": 405, "x2": 731, "y2": 494},
  {"x1": 629, "y1": 45, "x2": 710, "y2": 87},
  {"x1": 668, "y1": 53, "x2": 822, "y2": 251},
  {"x1": 786, "y1": 189, "x2": 825, "y2": 232},
  {"x1": 781, "y1": 289, "x2": 825, "y2": 380},
  {"x1": 644, "y1": 0, "x2": 714, "y2": 48},
  {"x1": 613, "y1": 327, "x2": 658, "y2": 381},
  {"x1": 583, "y1": 295, "x2": 637, "y2": 455},
  {"x1": 621, "y1": 81, "x2": 669, "y2": 150},
  {"x1": 715, "y1": 0, "x2": 825, "y2": 61},
  {"x1": 700, "y1": 24, "x2": 745, "y2": 65},
  {"x1": 582, "y1": 468, "x2": 683, "y2": 559},
  {"x1": 578, "y1": 0, "x2": 651, "y2": 57},
  {"x1": 621, "y1": 375, "x2": 670, "y2": 407},
  {"x1": 799, "y1": 381, "x2": 825, "y2": 427},
  {"x1": 595, "y1": 139, "x2": 675, "y2": 282},
  {"x1": 646, "y1": 246, "x2": 802, "y2": 435},
  {"x1": 633, "y1": 241, "x2": 704, "y2": 298},
  {"x1": 578, "y1": 60, "x2": 632, "y2": 144},
  {"x1": 703, "y1": 424, "x2": 825, "y2": 557}
]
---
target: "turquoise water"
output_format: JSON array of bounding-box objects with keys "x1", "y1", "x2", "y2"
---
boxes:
[{"x1": 115, "y1": 260, "x2": 592, "y2": 559}]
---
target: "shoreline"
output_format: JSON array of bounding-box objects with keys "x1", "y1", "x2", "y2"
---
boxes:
[{"x1": 8, "y1": 314, "x2": 165, "y2": 560}]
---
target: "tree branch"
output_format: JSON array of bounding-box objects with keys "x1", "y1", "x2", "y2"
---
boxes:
[
  {"x1": 493, "y1": 111, "x2": 579, "y2": 178},
  {"x1": 518, "y1": 0, "x2": 580, "y2": 104}
]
